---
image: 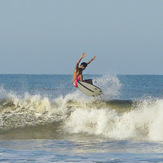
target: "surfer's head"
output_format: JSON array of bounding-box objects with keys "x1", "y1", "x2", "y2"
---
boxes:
[{"x1": 80, "y1": 62, "x2": 87, "y2": 70}]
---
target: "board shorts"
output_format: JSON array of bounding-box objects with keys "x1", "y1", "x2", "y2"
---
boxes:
[{"x1": 73, "y1": 76, "x2": 80, "y2": 88}]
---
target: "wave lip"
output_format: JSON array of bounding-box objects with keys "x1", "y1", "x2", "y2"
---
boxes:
[{"x1": 0, "y1": 93, "x2": 69, "y2": 131}]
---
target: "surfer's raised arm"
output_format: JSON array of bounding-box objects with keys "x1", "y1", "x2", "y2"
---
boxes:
[
  {"x1": 75, "y1": 53, "x2": 86, "y2": 69},
  {"x1": 87, "y1": 56, "x2": 96, "y2": 65}
]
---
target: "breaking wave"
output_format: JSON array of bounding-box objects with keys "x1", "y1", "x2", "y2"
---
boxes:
[
  {"x1": 0, "y1": 75, "x2": 163, "y2": 141},
  {"x1": 0, "y1": 90, "x2": 163, "y2": 141}
]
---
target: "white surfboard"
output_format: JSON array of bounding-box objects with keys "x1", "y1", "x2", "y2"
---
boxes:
[{"x1": 77, "y1": 80, "x2": 102, "y2": 97}]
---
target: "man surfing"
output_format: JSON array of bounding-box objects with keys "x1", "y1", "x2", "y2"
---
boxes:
[{"x1": 73, "y1": 53, "x2": 96, "y2": 88}]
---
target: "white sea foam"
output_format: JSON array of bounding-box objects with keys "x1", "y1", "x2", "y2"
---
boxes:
[
  {"x1": 94, "y1": 75, "x2": 122, "y2": 99},
  {"x1": 64, "y1": 99, "x2": 163, "y2": 141}
]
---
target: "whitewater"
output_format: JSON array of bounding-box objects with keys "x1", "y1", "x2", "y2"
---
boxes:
[{"x1": 0, "y1": 74, "x2": 163, "y2": 162}]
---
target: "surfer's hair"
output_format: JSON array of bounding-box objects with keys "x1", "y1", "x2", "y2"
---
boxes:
[{"x1": 80, "y1": 62, "x2": 87, "y2": 68}]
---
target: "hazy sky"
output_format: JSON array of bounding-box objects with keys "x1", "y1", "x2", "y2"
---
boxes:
[{"x1": 0, "y1": 0, "x2": 163, "y2": 74}]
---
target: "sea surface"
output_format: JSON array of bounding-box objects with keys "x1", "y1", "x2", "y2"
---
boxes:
[{"x1": 0, "y1": 74, "x2": 163, "y2": 162}]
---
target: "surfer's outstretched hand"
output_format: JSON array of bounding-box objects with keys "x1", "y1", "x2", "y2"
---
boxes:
[
  {"x1": 82, "y1": 53, "x2": 86, "y2": 58},
  {"x1": 92, "y1": 56, "x2": 96, "y2": 60}
]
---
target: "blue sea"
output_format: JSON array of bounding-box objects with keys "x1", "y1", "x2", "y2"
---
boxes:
[{"x1": 0, "y1": 74, "x2": 163, "y2": 162}]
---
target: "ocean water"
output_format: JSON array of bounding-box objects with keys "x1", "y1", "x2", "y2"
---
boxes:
[{"x1": 0, "y1": 74, "x2": 163, "y2": 162}]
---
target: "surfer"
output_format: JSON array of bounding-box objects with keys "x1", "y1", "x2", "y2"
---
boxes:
[{"x1": 73, "y1": 53, "x2": 96, "y2": 88}]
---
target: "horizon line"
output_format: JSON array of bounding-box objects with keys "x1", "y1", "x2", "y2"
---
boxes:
[{"x1": 0, "y1": 73, "x2": 162, "y2": 76}]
